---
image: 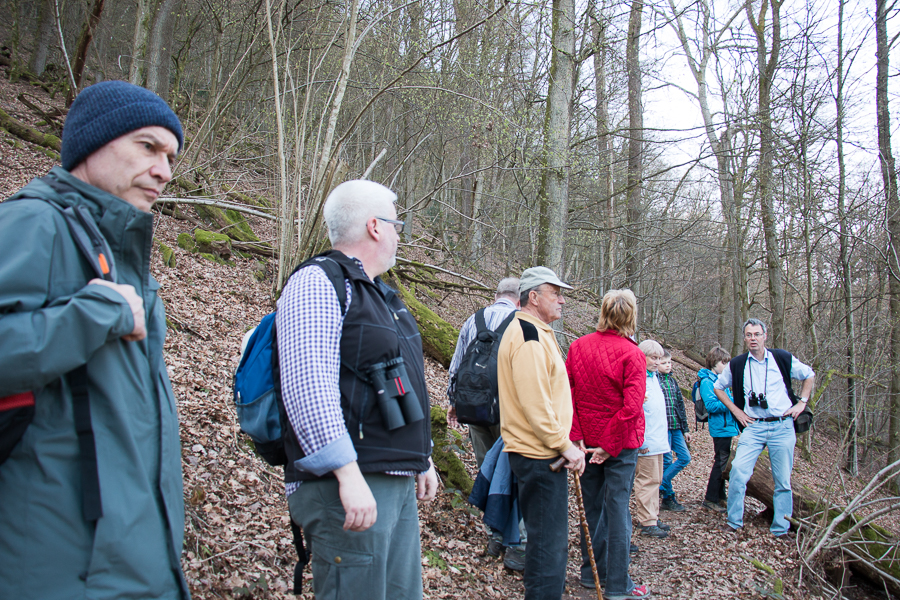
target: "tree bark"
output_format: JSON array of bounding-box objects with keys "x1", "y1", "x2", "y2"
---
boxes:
[
  {"x1": 747, "y1": 0, "x2": 784, "y2": 347},
  {"x1": 29, "y1": 0, "x2": 55, "y2": 77},
  {"x1": 146, "y1": 0, "x2": 180, "y2": 98},
  {"x1": 876, "y1": 0, "x2": 900, "y2": 491},
  {"x1": 592, "y1": 0, "x2": 614, "y2": 294},
  {"x1": 65, "y1": 0, "x2": 105, "y2": 106},
  {"x1": 0, "y1": 106, "x2": 61, "y2": 151},
  {"x1": 623, "y1": 0, "x2": 643, "y2": 295},
  {"x1": 536, "y1": 0, "x2": 575, "y2": 277}
]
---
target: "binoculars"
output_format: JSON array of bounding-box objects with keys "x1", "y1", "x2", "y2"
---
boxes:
[
  {"x1": 368, "y1": 357, "x2": 424, "y2": 430},
  {"x1": 748, "y1": 391, "x2": 768, "y2": 410}
]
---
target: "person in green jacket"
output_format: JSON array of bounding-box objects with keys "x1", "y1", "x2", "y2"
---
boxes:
[{"x1": 0, "y1": 81, "x2": 190, "y2": 600}]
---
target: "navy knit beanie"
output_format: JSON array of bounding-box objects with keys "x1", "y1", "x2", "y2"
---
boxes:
[{"x1": 61, "y1": 81, "x2": 184, "y2": 171}]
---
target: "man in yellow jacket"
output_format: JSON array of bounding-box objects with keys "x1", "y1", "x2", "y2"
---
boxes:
[{"x1": 498, "y1": 266, "x2": 585, "y2": 600}]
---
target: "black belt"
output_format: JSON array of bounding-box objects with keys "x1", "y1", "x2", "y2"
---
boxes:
[{"x1": 758, "y1": 415, "x2": 792, "y2": 422}]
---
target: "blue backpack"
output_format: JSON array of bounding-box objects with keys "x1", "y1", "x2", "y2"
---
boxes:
[{"x1": 233, "y1": 255, "x2": 348, "y2": 466}]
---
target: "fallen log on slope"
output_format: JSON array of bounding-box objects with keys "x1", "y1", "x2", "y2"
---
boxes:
[
  {"x1": 742, "y1": 453, "x2": 900, "y2": 596},
  {"x1": 0, "y1": 106, "x2": 61, "y2": 151}
]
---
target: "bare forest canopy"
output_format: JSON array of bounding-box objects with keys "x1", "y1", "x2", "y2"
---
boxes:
[{"x1": 2, "y1": 0, "x2": 900, "y2": 494}]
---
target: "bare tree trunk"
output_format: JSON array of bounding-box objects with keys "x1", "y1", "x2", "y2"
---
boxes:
[
  {"x1": 146, "y1": 0, "x2": 179, "y2": 98},
  {"x1": 536, "y1": 0, "x2": 575, "y2": 276},
  {"x1": 592, "y1": 0, "x2": 614, "y2": 294},
  {"x1": 130, "y1": 0, "x2": 151, "y2": 85},
  {"x1": 30, "y1": 0, "x2": 55, "y2": 77},
  {"x1": 747, "y1": 0, "x2": 784, "y2": 347},
  {"x1": 623, "y1": 0, "x2": 643, "y2": 295},
  {"x1": 836, "y1": 0, "x2": 858, "y2": 476},
  {"x1": 65, "y1": 0, "x2": 105, "y2": 106},
  {"x1": 876, "y1": 0, "x2": 900, "y2": 490}
]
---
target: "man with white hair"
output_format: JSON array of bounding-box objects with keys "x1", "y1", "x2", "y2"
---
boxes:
[{"x1": 276, "y1": 180, "x2": 438, "y2": 600}]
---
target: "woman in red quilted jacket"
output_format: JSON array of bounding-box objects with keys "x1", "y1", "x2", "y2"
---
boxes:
[{"x1": 566, "y1": 289, "x2": 650, "y2": 600}]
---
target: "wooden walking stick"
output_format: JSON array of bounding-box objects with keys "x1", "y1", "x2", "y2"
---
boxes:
[{"x1": 550, "y1": 456, "x2": 602, "y2": 600}]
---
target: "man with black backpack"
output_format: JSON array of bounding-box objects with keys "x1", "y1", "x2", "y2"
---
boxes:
[
  {"x1": 276, "y1": 179, "x2": 437, "y2": 600},
  {"x1": 447, "y1": 277, "x2": 520, "y2": 467},
  {"x1": 0, "y1": 81, "x2": 190, "y2": 599},
  {"x1": 713, "y1": 318, "x2": 815, "y2": 538}
]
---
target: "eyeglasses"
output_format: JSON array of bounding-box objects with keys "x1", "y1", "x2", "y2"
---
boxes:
[
  {"x1": 744, "y1": 332, "x2": 765, "y2": 339},
  {"x1": 376, "y1": 217, "x2": 405, "y2": 235}
]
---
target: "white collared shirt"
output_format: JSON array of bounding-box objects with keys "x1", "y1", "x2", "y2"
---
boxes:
[{"x1": 714, "y1": 349, "x2": 814, "y2": 418}]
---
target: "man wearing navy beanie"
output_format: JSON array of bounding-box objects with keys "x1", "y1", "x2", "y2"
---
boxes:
[{"x1": 0, "y1": 81, "x2": 191, "y2": 599}]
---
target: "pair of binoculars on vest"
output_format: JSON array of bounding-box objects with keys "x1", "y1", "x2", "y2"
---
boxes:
[{"x1": 368, "y1": 357, "x2": 424, "y2": 430}]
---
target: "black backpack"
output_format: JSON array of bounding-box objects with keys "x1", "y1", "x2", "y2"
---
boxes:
[
  {"x1": 449, "y1": 309, "x2": 517, "y2": 427},
  {"x1": 692, "y1": 379, "x2": 708, "y2": 430}
]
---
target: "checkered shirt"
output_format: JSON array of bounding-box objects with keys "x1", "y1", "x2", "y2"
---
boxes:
[
  {"x1": 276, "y1": 258, "x2": 414, "y2": 497},
  {"x1": 657, "y1": 372, "x2": 681, "y2": 430}
]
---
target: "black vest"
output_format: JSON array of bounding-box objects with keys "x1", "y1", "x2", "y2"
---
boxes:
[
  {"x1": 729, "y1": 348, "x2": 798, "y2": 411},
  {"x1": 282, "y1": 251, "x2": 431, "y2": 483}
]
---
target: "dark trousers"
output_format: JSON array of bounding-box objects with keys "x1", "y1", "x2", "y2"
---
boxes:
[
  {"x1": 579, "y1": 448, "x2": 638, "y2": 596},
  {"x1": 508, "y1": 453, "x2": 569, "y2": 600},
  {"x1": 704, "y1": 436, "x2": 732, "y2": 503}
]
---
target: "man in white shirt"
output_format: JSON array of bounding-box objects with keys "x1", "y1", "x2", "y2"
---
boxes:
[{"x1": 714, "y1": 318, "x2": 815, "y2": 537}]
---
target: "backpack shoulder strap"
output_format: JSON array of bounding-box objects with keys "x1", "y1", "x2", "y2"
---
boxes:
[
  {"x1": 295, "y1": 255, "x2": 349, "y2": 316},
  {"x1": 494, "y1": 310, "x2": 518, "y2": 336},
  {"x1": 771, "y1": 349, "x2": 798, "y2": 403},
  {"x1": 474, "y1": 308, "x2": 488, "y2": 334},
  {"x1": 9, "y1": 197, "x2": 117, "y2": 282}
]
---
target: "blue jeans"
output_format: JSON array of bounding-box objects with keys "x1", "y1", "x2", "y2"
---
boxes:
[
  {"x1": 288, "y1": 474, "x2": 422, "y2": 600},
  {"x1": 508, "y1": 453, "x2": 569, "y2": 600},
  {"x1": 579, "y1": 448, "x2": 638, "y2": 596},
  {"x1": 727, "y1": 418, "x2": 796, "y2": 535},
  {"x1": 660, "y1": 429, "x2": 691, "y2": 498}
]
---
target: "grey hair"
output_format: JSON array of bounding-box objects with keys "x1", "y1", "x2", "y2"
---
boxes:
[
  {"x1": 520, "y1": 285, "x2": 540, "y2": 307},
  {"x1": 743, "y1": 318, "x2": 767, "y2": 334},
  {"x1": 496, "y1": 277, "x2": 520, "y2": 299},
  {"x1": 323, "y1": 180, "x2": 397, "y2": 246}
]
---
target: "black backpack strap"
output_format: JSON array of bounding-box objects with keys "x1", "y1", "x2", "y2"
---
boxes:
[
  {"x1": 290, "y1": 517, "x2": 309, "y2": 594},
  {"x1": 495, "y1": 310, "x2": 518, "y2": 336},
  {"x1": 771, "y1": 349, "x2": 798, "y2": 404},
  {"x1": 474, "y1": 308, "x2": 488, "y2": 335},
  {"x1": 69, "y1": 365, "x2": 103, "y2": 521},
  {"x1": 10, "y1": 197, "x2": 114, "y2": 522},
  {"x1": 294, "y1": 255, "x2": 348, "y2": 316}
]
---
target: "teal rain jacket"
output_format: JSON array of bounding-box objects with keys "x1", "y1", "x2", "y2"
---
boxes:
[
  {"x1": 0, "y1": 167, "x2": 189, "y2": 599},
  {"x1": 698, "y1": 367, "x2": 740, "y2": 438}
]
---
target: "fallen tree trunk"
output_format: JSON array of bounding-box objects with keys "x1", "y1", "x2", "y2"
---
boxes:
[
  {"x1": 743, "y1": 453, "x2": 900, "y2": 596},
  {"x1": 0, "y1": 106, "x2": 61, "y2": 151}
]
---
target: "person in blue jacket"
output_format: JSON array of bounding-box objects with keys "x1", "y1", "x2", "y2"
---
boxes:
[{"x1": 698, "y1": 346, "x2": 739, "y2": 513}]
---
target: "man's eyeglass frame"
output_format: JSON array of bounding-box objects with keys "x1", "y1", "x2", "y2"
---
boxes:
[{"x1": 376, "y1": 216, "x2": 406, "y2": 235}]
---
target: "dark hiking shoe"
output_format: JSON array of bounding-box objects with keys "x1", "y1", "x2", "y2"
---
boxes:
[
  {"x1": 580, "y1": 577, "x2": 605, "y2": 589},
  {"x1": 719, "y1": 524, "x2": 740, "y2": 536},
  {"x1": 503, "y1": 545, "x2": 525, "y2": 571},
  {"x1": 630, "y1": 542, "x2": 639, "y2": 554},
  {"x1": 486, "y1": 538, "x2": 503, "y2": 557},
  {"x1": 656, "y1": 519, "x2": 670, "y2": 531},
  {"x1": 605, "y1": 584, "x2": 652, "y2": 599},
  {"x1": 703, "y1": 500, "x2": 727, "y2": 513},
  {"x1": 640, "y1": 525, "x2": 668, "y2": 538},
  {"x1": 660, "y1": 496, "x2": 686, "y2": 512}
]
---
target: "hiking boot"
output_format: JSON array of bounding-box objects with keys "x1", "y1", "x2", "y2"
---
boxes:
[
  {"x1": 503, "y1": 544, "x2": 526, "y2": 571},
  {"x1": 660, "y1": 495, "x2": 686, "y2": 512},
  {"x1": 640, "y1": 525, "x2": 668, "y2": 538},
  {"x1": 703, "y1": 500, "x2": 727, "y2": 513},
  {"x1": 630, "y1": 542, "x2": 639, "y2": 554},
  {"x1": 656, "y1": 519, "x2": 670, "y2": 531},
  {"x1": 486, "y1": 537, "x2": 503, "y2": 557},
  {"x1": 718, "y1": 499, "x2": 728, "y2": 508},
  {"x1": 580, "y1": 577, "x2": 605, "y2": 589},
  {"x1": 605, "y1": 584, "x2": 652, "y2": 599}
]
